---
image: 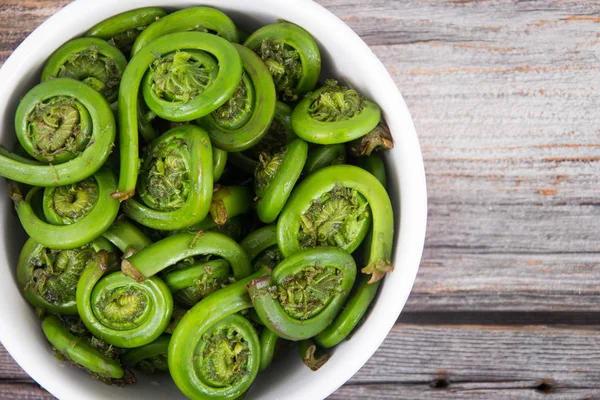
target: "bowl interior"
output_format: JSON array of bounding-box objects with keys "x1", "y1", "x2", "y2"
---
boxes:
[{"x1": 0, "y1": 0, "x2": 427, "y2": 399}]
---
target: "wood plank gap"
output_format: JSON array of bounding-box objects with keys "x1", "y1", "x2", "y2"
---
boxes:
[
  {"x1": 422, "y1": 246, "x2": 600, "y2": 255},
  {"x1": 0, "y1": 379, "x2": 34, "y2": 383},
  {"x1": 398, "y1": 312, "x2": 600, "y2": 326}
]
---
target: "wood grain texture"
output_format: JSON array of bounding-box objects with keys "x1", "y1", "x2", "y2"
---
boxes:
[
  {"x1": 5, "y1": 323, "x2": 600, "y2": 399},
  {"x1": 0, "y1": 0, "x2": 69, "y2": 61},
  {"x1": 0, "y1": 383, "x2": 54, "y2": 400},
  {"x1": 339, "y1": 323, "x2": 600, "y2": 399},
  {"x1": 409, "y1": 249, "x2": 600, "y2": 312},
  {"x1": 338, "y1": 324, "x2": 600, "y2": 400},
  {"x1": 331, "y1": 385, "x2": 600, "y2": 400},
  {"x1": 351, "y1": 323, "x2": 600, "y2": 387},
  {"x1": 0, "y1": 345, "x2": 30, "y2": 381}
]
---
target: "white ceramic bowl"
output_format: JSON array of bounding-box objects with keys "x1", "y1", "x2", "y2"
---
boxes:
[{"x1": 0, "y1": 0, "x2": 427, "y2": 399}]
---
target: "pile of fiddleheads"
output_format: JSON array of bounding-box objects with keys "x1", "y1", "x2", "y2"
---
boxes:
[{"x1": 4, "y1": 6, "x2": 396, "y2": 399}]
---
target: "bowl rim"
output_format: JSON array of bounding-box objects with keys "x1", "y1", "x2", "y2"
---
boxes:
[{"x1": 0, "y1": 0, "x2": 428, "y2": 399}]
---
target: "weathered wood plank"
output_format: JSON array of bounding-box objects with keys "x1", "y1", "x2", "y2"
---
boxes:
[
  {"x1": 336, "y1": 323, "x2": 600, "y2": 399},
  {"x1": 0, "y1": 0, "x2": 69, "y2": 61},
  {"x1": 0, "y1": 382, "x2": 54, "y2": 400},
  {"x1": 331, "y1": 385, "x2": 600, "y2": 400},
  {"x1": 351, "y1": 323, "x2": 600, "y2": 386},
  {"x1": 0, "y1": 346, "x2": 30, "y2": 381},
  {"x1": 406, "y1": 249, "x2": 600, "y2": 312},
  {"x1": 5, "y1": 323, "x2": 600, "y2": 399}
]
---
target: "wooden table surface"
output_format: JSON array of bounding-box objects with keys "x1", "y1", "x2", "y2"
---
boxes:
[{"x1": 1, "y1": 0, "x2": 600, "y2": 399}]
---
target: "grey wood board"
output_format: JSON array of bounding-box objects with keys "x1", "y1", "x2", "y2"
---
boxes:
[
  {"x1": 407, "y1": 248, "x2": 600, "y2": 312},
  {"x1": 337, "y1": 322, "x2": 600, "y2": 399},
  {"x1": 5, "y1": 323, "x2": 600, "y2": 399},
  {"x1": 0, "y1": 383, "x2": 54, "y2": 400},
  {"x1": 330, "y1": 385, "x2": 600, "y2": 400},
  {"x1": 0, "y1": 345, "x2": 29, "y2": 381}
]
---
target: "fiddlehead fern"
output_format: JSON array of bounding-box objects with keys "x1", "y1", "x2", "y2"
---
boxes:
[
  {"x1": 18, "y1": 95, "x2": 92, "y2": 165},
  {"x1": 228, "y1": 101, "x2": 296, "y2": 171},
  {"x1": 122, "y1": 125, "x2": 213, "y2": 231},
  {"x1": 137, "y1": 120, "x2": 226, "y2": 178},
  {"x1": 42, "y1": 38, "x2": 127, "y2": 103},
  {"x1": 297, "y1": 185, "x2": 371, "y2": 254},
  {"x1": 169, "y1": 269, "x2": 269, "y2": 400},
  {"x1": 43, "y1": 178, "x2": 98, "y2": 224},
  {"x1": 298, "y1": 339, "x2": 330, "y2": 371},
  {"x1": 207, "y1": 185, "x2": 252, "y2": 228},
  {"x1": 244, "y1": 21, "x2": 320, "y2": 102},
  {"x1": 315, "y1": 153, "x2": 388, "y2": 348},
  {"x1": 0, "y1": 78, "x2": 115, "y2": 186},
  {"x1": 137, "y1": 96, "x2": 158, "y2": 143},
  {"x1": 76, "y1": 250, "x2": 173, "y2": 348},
  {"x1": 121, "y1": 231, "x2": 251, "y2": 282},
  {"x1": 121, "y1": 334, "x2": 170, "y2": 373},
  {"x1": 198, "y1": 44, "x2": 276, "y2": 152},
  {"x1": 17, "y1": 237, "x2": 115, "y2": 315},
  {"x1": 41, "y1": 315, "x2": 128, "y2": 382},
  {"x1": 5, "y1": 9, "x2": 400, "y2": 395},
  {"x1": 278, "y1": 164, "x2": 393, "y2": 283},
  {"x1": 101, "y1": 217, "x2": 153, "y2": 254},
  {"x1": 259, "y1": 327, "x2": 280, "y2": 371},
  {"x1": 314, "y1": 274, "x2": 379, "y2": 348},
  {"x1": 254, "y1": 138, "x2": 308, "y2": 223},
  {"x1": 358, "y1": 153, "x2": 387, "y2": 187},
  {"x1": 208, "y1": 74, "x2": 253, "y2": 130},
  {"x1": 349, "y1": 121, "x2": 394, "y2": 157},
  {"x1": 10, "y1": 167, "x2": 120, "y2": 249},
  {"x1": 291, "y1": 80, "x2": 381, "y2": 144},
  {"x1": 303, "y1": 144, "x2": 347, "y2": 175},
  {"x1": 114, "y1": 32, "x2": 242, "y2": 200},
  {"x1": 58, "y1": 315, "x2": 127, "y2": 361},
  {"x1": 164, "y1": 258, "x2": 232, "y2": 308},
  {"x1": 307, "y1": 80, "x2": 364, "y2": 121},
  {"x1": 251, "y1": 101, "x2": 296, "y2": 154},
  {"x1": 247, "y1": 247, "x2": 356, "y2": 340},
  {"x1": 240, "y1": 224, "x2": 282, "y2": 272},
  {"x1": 86, "y1": 7, "x2": 167, "y2": 55},
  {"x1": 213, "y1": 148, "x2": 228, "y2": 182},
  {"x1": 131, "y1": 7, "x2": 239, "y2": 56},
  {"x1": 142, "y1": 50, "x2": 219, "y2": 114},
  {"x1": 165, "y1": 185, "x2": 253, "y2": 237}
]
